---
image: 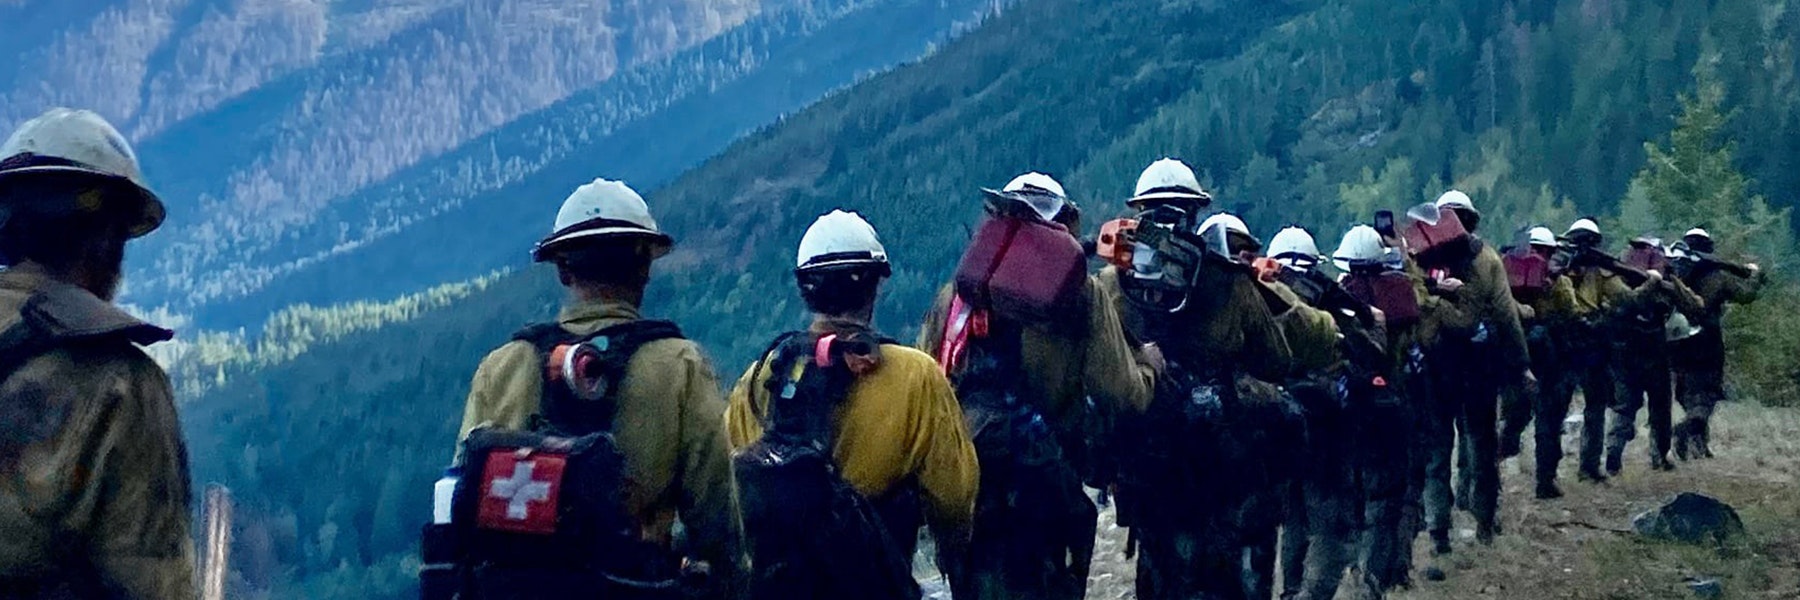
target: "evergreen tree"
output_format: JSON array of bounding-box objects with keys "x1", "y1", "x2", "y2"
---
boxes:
[{"x1": 1629, "y1": 60, "x2": 1798, "y2": 406}]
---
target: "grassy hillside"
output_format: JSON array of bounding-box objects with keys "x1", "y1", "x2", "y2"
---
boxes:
[{"x1": 178, "y1": 0, "x2": 1800, "y2": 597}]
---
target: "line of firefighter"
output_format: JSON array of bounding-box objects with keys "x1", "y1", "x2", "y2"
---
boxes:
[{"x1": 0, "y1": 106, "x2": 1771, "y2": 600}]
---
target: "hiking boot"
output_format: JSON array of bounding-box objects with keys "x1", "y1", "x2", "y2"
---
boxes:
[
  {"x1": 1430, "y1": 530, "x2": 1453, "y2": 556},
  {"x1": 1535, "y1": 481, "x2": 1564, "y2": 500},
  {"x1": 1605, "y1": 446, "x2": 1623, "y2": 476},
  {"x1": 1650, "y1": 455, "x2": 1675, "y2": 472},
  {"x1": 1577, "y1": 469, "x2": 1607, "y2": 484}
]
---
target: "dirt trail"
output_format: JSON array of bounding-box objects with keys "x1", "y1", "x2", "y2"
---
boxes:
[
  {"x1": 1382, "y1": 401, "x2": 1800, "y2": 600},
  {"x1": 921, "y1": 402, "x2": 1800, "y2": 599}
]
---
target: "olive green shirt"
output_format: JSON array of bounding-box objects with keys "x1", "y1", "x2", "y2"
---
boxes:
[
  {"x1": 917, "y1": 278, "x2": 1157, "y2": 423},
  {"x1": 1264, "y1": 279, "x2": 1343, "y2": 377},
  {"x1": 457, "y1": 299, "x2": 746, "y2": 593},
  {"x1": 1096, "y1": 265, "x2": 1293, "y2": 382},
  {"x1": 0, "y1": 264, "x2": 195, "y2": 600}
]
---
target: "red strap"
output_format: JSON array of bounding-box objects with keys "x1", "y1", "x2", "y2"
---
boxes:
[
  {"x1": 815, "y1": 334, "x2": 839, "y2": 368},
  {"x1": 939, "y1": 295, "x2": 980, "y2": 374}
]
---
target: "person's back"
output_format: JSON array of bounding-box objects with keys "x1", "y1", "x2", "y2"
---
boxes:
[
  {"x1": 723, "y1": 209, "x2": 977, "y2": 600},
  {"x1": 916, "y1": 173, "x2": 1158, "y2": 600},
  {"x1": 448, "y1": 178, "x2": 745, "y2": 599},
  {"x1": 727, "y1": 324, "x2": 976, "y2": 531},
  {"x1": 0, "y1": 108, "x2": 195, "y2": 599}
]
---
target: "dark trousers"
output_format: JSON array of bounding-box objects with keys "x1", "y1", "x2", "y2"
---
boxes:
[
  {"x1": 1277, "y1": 446, "x2": 1355, "y2": 600},
  {"x1": 1388, "y1": 385, "x2": 1428, "y2": 581},
  {"x1": 1533, "y1": 376, "x2": 1574, "y2": 487},
  {"x1": 1426, "y1": 369, "x2": 1499, "y2": 536},
  {"x1": 1135, "y1": 527, "x2": 1245, "y2": 600},
  {"x1": 1674, "y1": 368, "x2": 1725, "y2": 457},
  {"x1": 1609, "y1": 353, "x2": 1674, "y2": 465},
  {"x1": 1571, "y1": 362, "x2": 1614, "y2": 477},
  {"x1": 1499, "y1": 384, "x2": 1532, "y2": 459}
]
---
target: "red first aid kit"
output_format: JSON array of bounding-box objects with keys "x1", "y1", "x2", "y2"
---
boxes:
[
  {"x1": 1503, "y1": 252, "x2": 1551, "y2": 294},
  {"x1": 1403, "y1": 205, "x2": 1470, "y2": 260},
  {"x1": 954, "y1": 215, "x2": 1087, "y2": 324},
  {"x1": 476, "y1": 449, "x2": 567, "y2": 535},
  {"x1": 1343, "y1": 271, "x2": 1421, "y2": 325}
]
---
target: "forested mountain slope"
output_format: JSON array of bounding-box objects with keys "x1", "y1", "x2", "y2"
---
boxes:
[
  {"x1": 179, "y1": 0, "x2": 1011, "y2": 330},
  {"x1": 2, "y1": 0, "x2": 904, "y2": 325},
  {"x1": 178, "y1": 0, "x2": 1800, "y2": 597}
]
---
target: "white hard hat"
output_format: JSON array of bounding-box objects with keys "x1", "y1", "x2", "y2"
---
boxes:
[
  {"x1": 1198, "y1": 212, "x2": 1251, "y2": 238},
  {"x1": 989, "y1": 172, "x2": 1067, "y2": 221},
  {"x1": 1333, "y1": 225, "x2": 1387, "y2": 270},
  {"x1": 1566, "y1": 218, "x2": 1601, "y2": 236},
  {"x1": 1684, "y1": 227, "x2": 1711, "y2": 241},
  {"x1": 1528, "y1": 226, "x2": 1557, "y2": 248},
  {"x1": 1665, "y1": 312, "x2": 1703, "y2": 342},
  {"x1": 1267, "y1": 226, "x2": 1320, "y2": 267},
  {"x1": 797, "y1": 209, "x2": 888, "y2": 272},
  {"x1": 0, "y1": 107, "x2": 164, "y2": 237},
  {"x1": 533, "y1": 178, "x2": 671, "y2": 262},
  {"x1": 1434, "y1": 189, "x2": 1475, "y2": 213},
  {"x1": 1128, "y1": 158, "x2": 1211, "y2": 206}
]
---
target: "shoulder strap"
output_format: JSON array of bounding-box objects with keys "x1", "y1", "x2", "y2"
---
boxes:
[
  {"x1": 516, "y1": 319, "x2": 686, "y2": 436},
  {"x1": 512, "y1": 322, "x2": 578, "y2": 350},
  {"x1": 756, "y1": 331, "x2": 860, "y2": 449}
]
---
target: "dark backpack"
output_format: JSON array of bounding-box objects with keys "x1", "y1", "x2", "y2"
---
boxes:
[
  {"x1": 1117, "y1": 363, "x2": 1304, "y2": 541},
  {"x1": 430, "y1": 320, "x2": 689, "y2": 600},
  {"x1": 732, "y1": 331, "x2": 919, "y2": 600},
  {"x1": 939, "y1": 313, "x2": 1097, "y2": 599}
]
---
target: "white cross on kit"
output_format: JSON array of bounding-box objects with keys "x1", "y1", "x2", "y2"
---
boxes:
[{"x1": 488, "y1": 461, "x2": 553, "y2": 520}]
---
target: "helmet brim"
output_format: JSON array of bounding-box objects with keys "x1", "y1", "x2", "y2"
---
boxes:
[
  {"x1": 1127, "y1": 190, "x2": 1211, "y2": 207},
  {"x1": 0, "y1": 166, "x2": 165, "y2": 238},
  {"x1": 532, "y1": 227, "x2": 674, "y2": 262}
]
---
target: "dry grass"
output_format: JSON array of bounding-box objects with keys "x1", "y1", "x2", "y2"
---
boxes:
[
  {"x1": 1388, "y1": 401, "x2": 1800, "y2": 600},
  {"x1": 1050, "y1": 401, "x2": 1800, "y2": 599}
]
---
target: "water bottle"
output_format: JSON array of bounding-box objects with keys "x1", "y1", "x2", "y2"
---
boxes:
[
  {"x1": 432, "y1": 467, "x2": 459, "y2": 524},
  {"x1": 422, "y1": 467, "x2": 461, "y2": 600}
]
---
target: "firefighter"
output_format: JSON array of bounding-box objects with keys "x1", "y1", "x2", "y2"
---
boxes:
[
  {"x1": 1262, "y1": 226, "x2": 1403, "y2": 600},
  {"x1": 0, "y1": 108, "x2": 194, "y2": 599},
  {"x1": 725, "y1": 209, "x2": 980, "y2": 599},
  {"x1": 1095, "y1": 159, "x2": 1296, "y2": 600},
  {"x1": 1669, "y1": 228, "x2": 1766, "y2": 460},
  {"x1": 456, "y1": 178, "x2": 748, "y2": 597},
  {"x1": 918, "y1": 173, "x2": 1160, "y2": 600},
  {"x1": 1335, "y1": 224, "x2": 1473, "y2": 584},
  {"x1": 1413, "y1": 191, "x2": 1532, "y2": 550},
  {"x1": 1605, "y1": 237, "x2": 1703, "y2": 474},
  {"x1": 1546, "y1": 218, "x2": 1667, "y2": 483}
]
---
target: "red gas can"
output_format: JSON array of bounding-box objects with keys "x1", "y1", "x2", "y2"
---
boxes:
[
  {"x1": 1504, "y1": 253, "x2": 1551, "y2": 295},
  {"x1": 1403, "y1": 205, "x2": 1471, "y2": 263},
  {"x1": 1343, "y1": 271, "x2": 1421, "y2": 325},
  {"x1": 954, "y1": 215, "x2": 1088, "y2": 325}
]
